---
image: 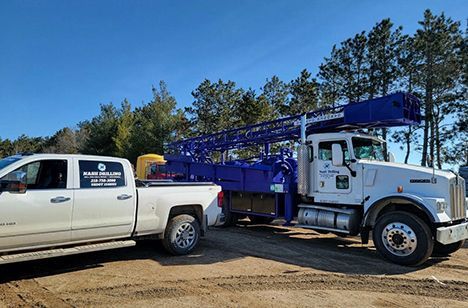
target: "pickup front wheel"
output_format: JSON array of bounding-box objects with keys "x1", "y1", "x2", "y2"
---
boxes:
[{"x1": 163, "y1": 214, "x2": 200, "y2": 255}]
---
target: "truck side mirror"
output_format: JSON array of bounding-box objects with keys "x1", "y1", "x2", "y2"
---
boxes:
[
  {"x1": 332, "y1": 144, "x2": 344, "y2": 167},
  {"x1": 0, "y1": 171, "x2": 27, "y2": 194},
  {"x1": 388, "y1": 152, "x2": 396, "y2": 163}
]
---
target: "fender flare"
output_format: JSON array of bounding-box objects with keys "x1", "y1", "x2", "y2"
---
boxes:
[{"x1": 363, "y1": 194, "x2": 437, "y2": 227}]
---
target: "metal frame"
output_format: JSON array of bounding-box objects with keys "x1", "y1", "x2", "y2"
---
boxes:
[{"x1": 166, "y1": 93, "x2": 421, "y2": 224}]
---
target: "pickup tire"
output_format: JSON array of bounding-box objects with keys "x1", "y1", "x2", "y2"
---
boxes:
[
  {"x1": 373, "y1": 211, "x2": 433, "y2": 266},
  {"x1": 163, "y1": 214, "x2": 200, "y2": 255},
  {"x1": 432, "y1": 240, "x2": 465, "y2": 257}
]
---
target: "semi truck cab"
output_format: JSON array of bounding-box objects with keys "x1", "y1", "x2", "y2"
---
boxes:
[{"x1": 297, "y1": 131, "x2": 468, "y2": 265}]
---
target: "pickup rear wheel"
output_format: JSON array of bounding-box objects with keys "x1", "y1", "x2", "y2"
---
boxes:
[
  {"x1": 373, "y1": 211, "x2": 433, "y2": 266},
  {"x1": 163, "y1": 214, "x2": 200, "y2": 255}
]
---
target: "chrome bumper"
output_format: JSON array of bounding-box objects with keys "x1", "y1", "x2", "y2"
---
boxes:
[{"x1": 436, "y1": 222, "x2": 468, "y2": 245}]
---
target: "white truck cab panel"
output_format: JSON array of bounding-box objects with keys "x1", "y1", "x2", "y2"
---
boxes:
[
  {"x1": 306, "y1": 132, "x2": 366, "y2": 205},
  {"x1": 0, "y1": 156, "x2": 74, "y2": 251},
  {"x1": 71, "y1": 157, "x2": 137, "y2": 241}
]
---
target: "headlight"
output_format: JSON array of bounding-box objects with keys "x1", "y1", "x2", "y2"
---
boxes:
[{"x1": 437, "y1": 201, "x2": 448, "y2": 213}]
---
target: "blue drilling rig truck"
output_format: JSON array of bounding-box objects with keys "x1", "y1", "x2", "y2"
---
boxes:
[{"x1": 165, "y1": 93, "x2": 468, "y2": 266}]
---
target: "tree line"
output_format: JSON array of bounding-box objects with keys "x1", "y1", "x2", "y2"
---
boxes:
[{"x1": 1, "y1": 9, "x2": 466, "y2": 168}]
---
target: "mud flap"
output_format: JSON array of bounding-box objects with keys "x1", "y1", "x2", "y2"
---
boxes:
[{"x1": 201, "y1": 214, "x2": 208, "y2": 236}]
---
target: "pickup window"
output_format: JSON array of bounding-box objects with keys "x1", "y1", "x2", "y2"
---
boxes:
[
  {"x1": 4, "y1": 160, "x2": 68, "y2": 190},
  {"x1": 79, "y1": 160, "x2": 126, "y2": 188}
]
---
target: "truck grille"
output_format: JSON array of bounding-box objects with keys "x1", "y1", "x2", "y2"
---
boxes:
[{"x1": 450, "y1": 177, "x2": 466, "y2": 220}]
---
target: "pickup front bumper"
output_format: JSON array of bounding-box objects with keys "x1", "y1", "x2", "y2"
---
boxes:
[{"x1": 436, "y1": 221, "x2": 468, "y2": 245}]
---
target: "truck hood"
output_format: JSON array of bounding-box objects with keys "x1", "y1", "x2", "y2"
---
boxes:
[
  {"x1": 359, "y1": 159, "x2": 466, "y2": 223},
  {"x1": 358, "y1": 160, "x2": 455, "y2": 180}
]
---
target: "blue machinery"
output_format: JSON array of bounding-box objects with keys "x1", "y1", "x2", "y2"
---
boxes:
[{"x1": 166, "y1": 93, "x2": 422, "y2": 223}]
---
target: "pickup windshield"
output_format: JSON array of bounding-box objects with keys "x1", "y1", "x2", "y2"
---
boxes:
[
  {"x1": 0, "y1": 156, "x2": 22, "y2": 172},
  {"x1": 352, "y1": 137, "x2": 385, "y2": 161}
]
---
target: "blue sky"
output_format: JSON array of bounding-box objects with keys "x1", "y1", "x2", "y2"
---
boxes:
[{"x1": 0, "y1": 0, "x2": 466, "y2": 164}]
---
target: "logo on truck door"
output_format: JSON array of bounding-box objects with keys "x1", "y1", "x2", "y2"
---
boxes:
[
  {"x1": 98, "y1": 163, "x2": 107, "y2": 172},
  {"x1": 79, "y1": 160, "x2": 125, "y2": 188}
]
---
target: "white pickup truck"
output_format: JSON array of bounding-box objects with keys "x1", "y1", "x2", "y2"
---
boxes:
[{"x1": 0, "y1": 153, "x2": 224, "y2": 264}]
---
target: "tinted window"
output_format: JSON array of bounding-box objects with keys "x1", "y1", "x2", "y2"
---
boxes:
[
  {"x1": 352, "y1": 137, "x2": 385, "y2": 161},
  {"x1": 79, "y1": 160, "x2": 125, "y2": 188},
  {"x1": 5, "y1": 160, "x2": 68, "y2": 190},
  {"x1": 318, "y1": 140, "x2": 349, "y2": 161}
]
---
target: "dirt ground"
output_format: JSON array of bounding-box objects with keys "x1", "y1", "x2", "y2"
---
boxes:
[{"x1": 1, "y1": 222, "x2": 467, "y2": 307}]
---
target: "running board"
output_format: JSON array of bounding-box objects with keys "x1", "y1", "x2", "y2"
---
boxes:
[{"x1": 0, "y1": 240, "x2": 136, "y2": 265}]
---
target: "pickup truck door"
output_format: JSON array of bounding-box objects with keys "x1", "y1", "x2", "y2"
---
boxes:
[
  {"x1": 0, "y1": 158, "x2": 72, "y2": 250},
  {"x1": 71, "y1": 159, "x2": 136, "y2": 241}
]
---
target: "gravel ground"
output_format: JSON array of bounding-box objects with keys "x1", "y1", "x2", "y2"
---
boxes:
[{"x1": 1, "y1": 221, "x2": 467, "y2": 307}]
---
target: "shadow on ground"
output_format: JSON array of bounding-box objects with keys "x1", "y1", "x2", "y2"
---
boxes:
[{"x1": 0, "y1": 222, "x2": 450, "y2": 283}]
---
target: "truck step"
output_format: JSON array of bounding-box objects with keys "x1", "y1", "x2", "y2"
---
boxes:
[{"x1": 0, "y1": 240, "x2": 136, "y2": 265}]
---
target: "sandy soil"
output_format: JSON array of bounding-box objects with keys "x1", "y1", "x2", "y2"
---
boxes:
[{"x1": 0, "y1": 222, "x2": 467, "y2": 307}]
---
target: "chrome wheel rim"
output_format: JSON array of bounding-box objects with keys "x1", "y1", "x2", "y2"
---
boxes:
[
  {"x1": 381, "y1": 222, "x2": 417, "y2": 257},
  {"x1": 175, "y1": 223, "x2": 196, "y2": 249}
]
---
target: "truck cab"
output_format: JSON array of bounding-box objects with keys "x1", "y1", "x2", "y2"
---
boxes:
[{"x1": 297, "y1": 131, "x2": 468, "y2": 265}]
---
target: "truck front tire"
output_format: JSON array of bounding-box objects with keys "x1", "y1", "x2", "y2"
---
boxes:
[
  {"x1": 373, "y1": 211, "x2": 433, "y2": 266},
  {"x1": 432, "y1": 240, "x2": 465, "y2": 257},
  {"x1": 163, "y1": 214, "x2": 200, "y2": 255}
]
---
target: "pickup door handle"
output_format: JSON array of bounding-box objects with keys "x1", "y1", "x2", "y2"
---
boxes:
[
  {"x1": 50, "y1": 196, "x2": 71, "y2": 204},
  {"x1": 117, "y1": 194, "x2": 132, "y2": 201}
]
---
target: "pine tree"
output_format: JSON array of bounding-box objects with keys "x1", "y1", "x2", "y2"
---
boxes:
[
  {"x1": 289, "y1": 69, "x2": 320, "y2": 114},
  {"x1": 318, "y1": 32, "x2": 368, "y2": 105},
  {"x1": 261, "y1": 76, "x2": 289, "y2": 117},
  {"x1": 391, "y1": 35, "x2": 422, "y2": 163},
  {"x1": 413, "y1": 10, "x2": 464, "y2": 167},
  {"x1": 187, "y1": 79, "x2": 244, "y2": 134},
  {"x1": 127, "y1": 81, "x2": 183, "y2": 163},
  {"x1": 43, "y1": 127, "x2": 80, "y2": 154},
  {"x1": 82, "y1": 103, "x2": 120, "y2": 156},
  {"x1": 365, "y1": 19, "x2": 404, "y2": 156},
  {"x1": 113, "y1": 100, "x2": 134, "y2": 158}
]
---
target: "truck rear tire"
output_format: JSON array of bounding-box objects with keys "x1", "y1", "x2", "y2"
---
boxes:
[
  {"x1": 432, "y1": 240, "x2": 465, "y2": 257},
  {"x1": 373, "y1": 211, "x2": 433, "y2": 266},
  {"x1": 163, "y1": 214, "x2": 200, "y2": 255}
]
